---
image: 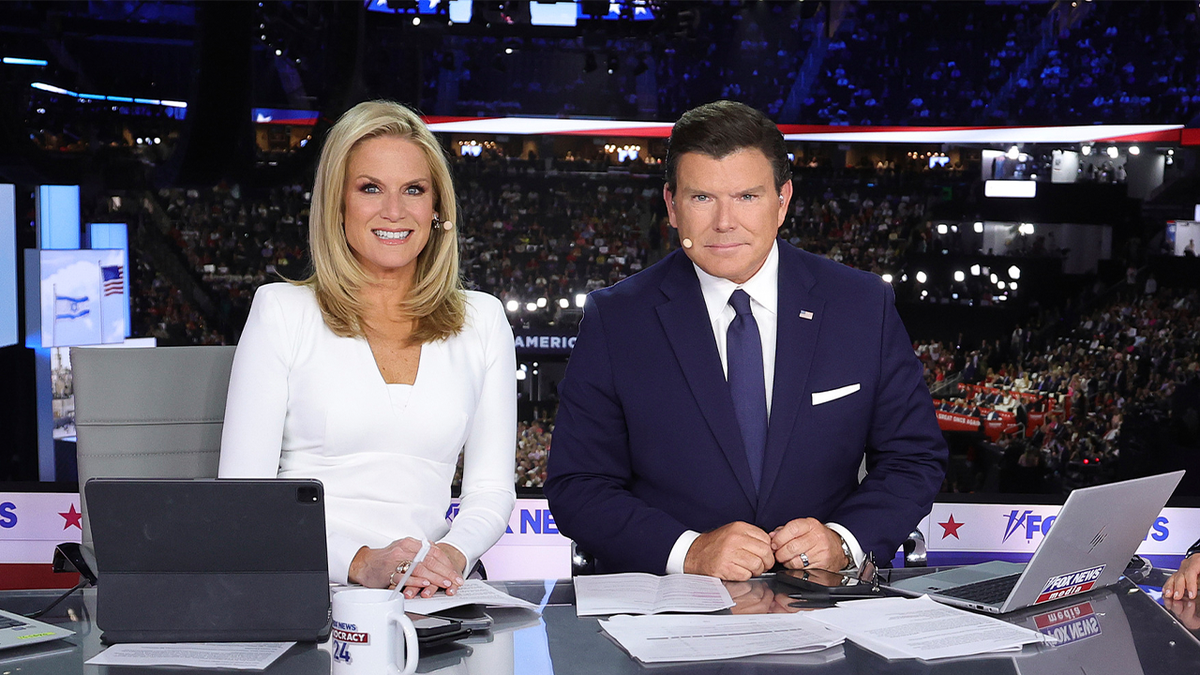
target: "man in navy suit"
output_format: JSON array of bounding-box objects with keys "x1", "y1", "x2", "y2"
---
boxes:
[{"x1": 544, "y1": 101, "x2": 947, "y2": 580}]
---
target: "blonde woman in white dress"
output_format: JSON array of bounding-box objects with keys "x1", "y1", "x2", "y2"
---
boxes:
[{"x1": 219, "y1": 100, "x2": 516, "y2": 598}]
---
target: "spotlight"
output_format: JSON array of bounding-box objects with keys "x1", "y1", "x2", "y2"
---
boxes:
[
  {"x1": 558, "y1": 298, "x2": 569, "y2": 309},
  {"x1": 974, "y1": 221, "x2": 983, "y2": 233},
  {"x1": 1081, "y1": 145, "x2": 1092, "y2": 156},
  {"x1": 525, "y1": 302, "x2": 537, "y2": 312},
  {"x1": 575, "y1": 293, "x2": 587, "y2": 308},
  {"x1": 936, "y1": 224, "x2": 948, "y2": 235},
  {"x1": 1018, "y1": 223, "x2": 1035, "y2": 235},
  {"x1": 536, "y1": 297, "x2": 547, "y2": 308},
  {"x1": 953, "y1": 271, "x2": 965, "y2": 282},
  {"x1": 990, "y1": 273, "x2": 998, "y2": 284},
  {"x1": 970, "y1": 264, "x2": 980, "y2": 276},
  {"x1": 1128, "y1": 145, "x2": 1140, "y2": 156},
  {"x1": 998, "y1": 280, "x2": 1007, "y2": 290},
  {"x1": 1106, "y1": 146, "x2": 1118, "y2": 159},
  {"x1": 1006, "y1": 146, "x2": 1019, "y2": 160},
  {"x1": 516, "y1": 369, "x2": 526, "y2": 381},
  {"x1": 505, "y1": 300, "x2": 519, "y2": 312},
  {"x1": 916, "y1": 271, "x2": 928, "y2": 284},
  {"x1": 1008, "y1": 265, "x2": 1021, "y2": 280},
  {"x1": 881, "y1": 273, "x2": 893, "y2": 284},
  {"x1": 275, "y1": 48, "x2": 282, "y2": 56},
  {"x1": 505, "y1": 47, "x2": 513, "y2": 54}
]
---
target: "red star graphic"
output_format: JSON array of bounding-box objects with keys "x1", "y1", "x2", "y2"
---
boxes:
[
  {"x1": 938, "y1": 514, "x2": 964, "y2": 539},
  {"x1": 59, "y1": 504, "x2": 83, "y2": 530}
]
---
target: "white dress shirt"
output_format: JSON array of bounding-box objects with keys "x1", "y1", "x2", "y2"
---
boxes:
[
  {"x1": 219, "y1": 283, "x2": 517, "y2": 584},
  {"x1": 665, "y1": 242, "x2": 865, "y2": 574}
]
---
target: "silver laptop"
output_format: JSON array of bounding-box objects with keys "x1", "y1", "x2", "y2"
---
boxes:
[
  {"x1": 887, "y1": 471, "x2": 1184, "y2": 614},
  {"x1": 0, "y1": 608, "x2": 73, "y2": 651}
]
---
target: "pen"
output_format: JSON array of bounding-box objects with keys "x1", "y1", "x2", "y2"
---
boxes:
[
  {"x1": 388, "y1": 539, "x2": 431, "y2": 602},
  {"x1": 788, "y1": 591, "x2": 882, "y2": 601}
]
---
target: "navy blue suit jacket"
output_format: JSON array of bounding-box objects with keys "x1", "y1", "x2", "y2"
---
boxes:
[{"x1": 544, "y1": 242, "x2": 948, "y2": 574}]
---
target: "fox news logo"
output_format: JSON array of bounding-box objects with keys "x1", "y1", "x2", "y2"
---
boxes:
[
  {"x1": 332, "y1": 620, "x2": 368, "y2": 646},
  {"x1": 1036, "y1": 565, "x2": 1105, "y2": 604},
  {"x1": 331, "y1": 620, "x2": 369, "y2": 665},
  {"x1": 1001, "y1": 510, "x2": 1169, "y2": 543},
  {"x1": 1033, "y1": 601, "x2": 1101, "y2": 645}
]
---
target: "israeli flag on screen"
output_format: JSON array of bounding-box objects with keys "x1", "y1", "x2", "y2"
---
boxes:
[
  {"x1": 40, "y1": 249, "x2": 127, "y2": 347},
  {"x1": 55, "y1": 294, "x2": 89, "y2": 320}
]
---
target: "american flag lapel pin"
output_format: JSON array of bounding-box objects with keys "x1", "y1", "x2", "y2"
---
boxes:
[{"x1": 799, "y1": 310, "x2": 814, "y2": 320}]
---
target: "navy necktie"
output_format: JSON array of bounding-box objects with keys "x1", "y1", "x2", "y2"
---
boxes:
[{"x1": 726, "y1": 289, "x2": 768, "y2": 492}]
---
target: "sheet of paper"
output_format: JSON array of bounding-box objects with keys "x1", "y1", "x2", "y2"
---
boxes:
[
  {"x1": 404, "y1": 579, "x2": 540, "y2": 614},
  {"x1": 598, "y1": 612, "x2": 844, "y2": 663},
  {"x1": 806, "y1": 595, "x2": 1051, "y2": 661},
  {"x1": 85, "y1": 642, "x2": 294, "y2": 670},
  {"x1": 575, "y1": 573, "x2": 735, "y2": 616}
]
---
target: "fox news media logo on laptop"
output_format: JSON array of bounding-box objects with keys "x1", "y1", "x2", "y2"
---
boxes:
[
  {"x1": 1033, "y1": 600, "x2": 1102, "y2": 645},
  {"x1": 1036, "y1": 564, "x2": 1106, "y2": 604},
  {"x1": 332, "y1": 620, "x2": 368, "y2": 664}
]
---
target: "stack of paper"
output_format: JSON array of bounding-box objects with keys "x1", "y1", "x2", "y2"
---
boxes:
[
  {"x1": 574, "y1": 573, "x2": 735, "y2": 616},
  {"x1": 806, "y1": 595, "x2": 1054, "y2": 661},
  {"x1": 598, "y1": 613, "x2": 846, "y2": 663},
  {"x1": 404, "y1": 579, "x2": 541, "y2": 614},
  {"x1": 86, "y1": 643, "x2": 295, "y2": 671}
]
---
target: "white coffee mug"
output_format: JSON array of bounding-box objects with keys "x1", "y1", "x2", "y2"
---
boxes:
[{"x1": 331, "y1": 588, "x2": 419, "y2": 675}]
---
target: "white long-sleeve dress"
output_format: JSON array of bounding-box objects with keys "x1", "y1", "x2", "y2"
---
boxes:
[{"x1": 218, "y1": 283, "x2": 517, "y2": 583}]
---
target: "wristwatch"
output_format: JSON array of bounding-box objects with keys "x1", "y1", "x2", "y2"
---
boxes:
[
  {"x1": 1187, "y1": 541, "x2": 1200, "y2": 559},
  {"x1": 837, "y1": 535, "x2": 856, "y2": 571}
]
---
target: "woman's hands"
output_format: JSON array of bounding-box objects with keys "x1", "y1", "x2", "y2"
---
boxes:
[{"x1": 348, "y1": 538, "x2": 468, "y2": 598}]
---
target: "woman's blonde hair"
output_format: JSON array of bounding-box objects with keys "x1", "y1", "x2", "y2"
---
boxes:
[{"x1": 301, "y1": 100, "x2": 464, "y2": 344}]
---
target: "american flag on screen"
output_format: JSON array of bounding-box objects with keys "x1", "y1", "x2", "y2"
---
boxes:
[{"x1": 101, "y1": 265, "x2": 124, "y2": 296}]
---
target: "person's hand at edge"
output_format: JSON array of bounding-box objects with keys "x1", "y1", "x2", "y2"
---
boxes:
[{"x1": 1163, "y1": 553, "x2": 1200, "y2": 601}]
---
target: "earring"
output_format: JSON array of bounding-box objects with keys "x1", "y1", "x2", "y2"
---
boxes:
[{"x1": 682, "y1": 238, "x2": 693, "y2": 249}]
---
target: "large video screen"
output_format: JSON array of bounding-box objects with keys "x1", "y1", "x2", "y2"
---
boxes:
[
  {"x1": 31, "y1": 249, "x2": 128, "y2": 348},
  {"x1": 0, "y1": 185, "x2": 15, "y2": 347}
]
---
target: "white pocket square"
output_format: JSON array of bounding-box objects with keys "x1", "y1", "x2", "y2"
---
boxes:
[{"x1": 811, "y1": 383, "x2": 861, "y2": 406}]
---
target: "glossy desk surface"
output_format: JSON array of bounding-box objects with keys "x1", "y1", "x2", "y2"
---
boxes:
[{"x1": 2, "y1": 569, "x2": 1199, "y2": 674}]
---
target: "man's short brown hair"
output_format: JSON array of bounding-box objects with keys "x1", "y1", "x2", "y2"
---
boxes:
[{"x1": 664, "y1": 100, "x2": 792, "y2": 193}]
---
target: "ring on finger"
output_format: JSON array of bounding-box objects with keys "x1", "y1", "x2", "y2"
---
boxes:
[
  {"x1": 389, "y1": 559, "x2": 413, "y2": 587},
  {"x1": 799, "y1": 552, "x2": 810, "y2": 568}
]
